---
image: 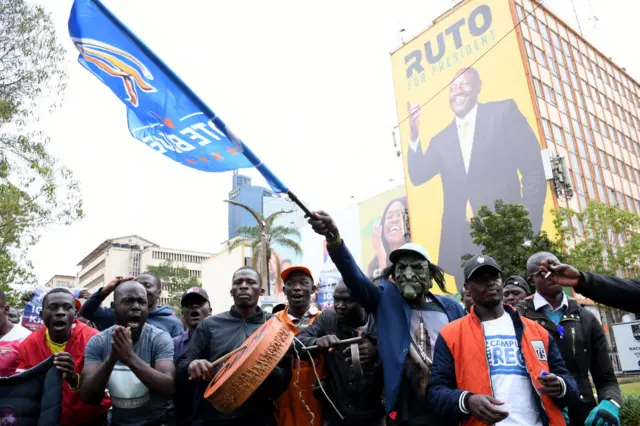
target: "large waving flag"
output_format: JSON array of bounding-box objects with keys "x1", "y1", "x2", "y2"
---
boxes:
[{"x1": 68, "y1": 0, "x2": 288, "y2": 193}]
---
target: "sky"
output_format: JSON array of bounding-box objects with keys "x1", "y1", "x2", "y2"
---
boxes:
[{"x1": 25, "y1": 0, "x2": 640, "y2": 283}]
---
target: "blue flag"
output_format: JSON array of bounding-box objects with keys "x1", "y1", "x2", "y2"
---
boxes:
[{"x1": 68, "y1": 0, "x2": 288, "y2": 193}]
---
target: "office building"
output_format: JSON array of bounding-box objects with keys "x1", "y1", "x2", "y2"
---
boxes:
[
  {"x1": 517, "y1": 0, "x2": 640, "y2": 221},
  {"x1": 77, "y1": 235, "x2": 212, "y2": 305},
  {"x1": 45, "y1": 275, "x2": 77, "y2": 289}
]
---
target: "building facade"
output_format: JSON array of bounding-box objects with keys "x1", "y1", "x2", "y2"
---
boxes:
[
  {"x1": 45, "y1": 275, "x2": 77, "y2": 289},
  {"x1": 76, "y1": 235, "x2": 212, "y2": 306}
]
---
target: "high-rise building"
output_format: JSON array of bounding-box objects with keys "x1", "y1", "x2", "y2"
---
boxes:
[
  {"x1": 516, "y1": 0, "x2": 640, "y2": 218},
  {"x1": 76, "y1": 235, "x2": 212, "y2": 306},
  {"x1": 390, "y1": 0, "x2": 640, "y2": 295}
]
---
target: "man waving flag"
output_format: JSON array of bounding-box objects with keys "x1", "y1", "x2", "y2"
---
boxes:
[{"x1": 68, "y1": 0, "x2": 288, "y2": 193}]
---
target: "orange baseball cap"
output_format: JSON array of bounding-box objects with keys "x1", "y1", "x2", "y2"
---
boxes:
[{"x1": 281, "y1": 266, "x2": 313, "y2": 282}]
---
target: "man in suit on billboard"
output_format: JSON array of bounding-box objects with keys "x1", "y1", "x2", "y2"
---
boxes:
[{"x1": 407, "y1": 67, "x2": 546, "y2": 290}]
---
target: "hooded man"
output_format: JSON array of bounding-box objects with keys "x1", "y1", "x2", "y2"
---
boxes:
[
  {"x1": 309, "y1": 211, "x2": 464, "y2": 425},
  {"x1": 16, "y1": 288, "x2": 111, "y2": 425},
  {"x1": 274, "y1": 265, "x2": 324, "y2": 426},
  {"x1": 173, "y1": 287, "x2": 211, "y2": 426},
  {"x1": 79, "y1": 274, "x2": 184, "y2": 337}
]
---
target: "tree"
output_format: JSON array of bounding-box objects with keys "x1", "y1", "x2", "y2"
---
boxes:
[
  {"x1": 553, "y1": 201, "x2": 640, "y2": 333},
  {"x1": 462, "y1": 200, "x2": 564, "y2": 280},
  {"x1": 1, "y1": 0, "x2": 83, "y2": 287},
  {"x1": 227, "y1": 209, "x2": 302, "y2": 291},
  {"x1": 146, "y1": 261, "x2": 201, "y2": 314}
]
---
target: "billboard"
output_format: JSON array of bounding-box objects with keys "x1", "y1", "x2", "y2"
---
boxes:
[
  {"x1": 612, "y1": 321, "x2": 640, "y2": 373},
  {"x1": 391, "y1": 0, "x2": 554, "y2": 292},
  {"x1": 358, "y1": 185, "x2": 410, "y2": 279}
]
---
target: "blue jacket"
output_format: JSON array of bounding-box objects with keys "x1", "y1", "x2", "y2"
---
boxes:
[
  {"x1": 80, "y1": 289, "x2": 184, "y2": 337},
  {"x1": 327, "y1": 240, "x2": 465, "y2": 415}
]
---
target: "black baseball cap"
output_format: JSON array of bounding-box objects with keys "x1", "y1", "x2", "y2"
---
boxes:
[
  {"x1": 504, "y1": 276, "x2": 530, "y2": 294},
  {"x1": 180, "y1": 287, "x2": 209, "y2": 305},
  {"x1": 463, "y1": 255, "x2": 502, "y2": 282}
]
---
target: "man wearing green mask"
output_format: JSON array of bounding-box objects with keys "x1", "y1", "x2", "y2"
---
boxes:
[{"x1": 309, "y1": 211, "x2": 464, "y2": 426}]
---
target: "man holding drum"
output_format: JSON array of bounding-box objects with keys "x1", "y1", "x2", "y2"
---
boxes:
[{"x1": 177, "y1": 266, "x2": 292, "y2": 426}]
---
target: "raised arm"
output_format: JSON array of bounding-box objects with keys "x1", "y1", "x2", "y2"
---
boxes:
[
  {"x1": 79, "y1": 277, "x2": 133, "y2": 330},
  {"x1": 406, "y1": 101, "x2": 442, "y2": 187},
  {"x1": 80, "y1": 335, "x2": 115, "y2": 405},
  {"x1": 308, "y1": 211, "x2": 382, "y2": 312}
]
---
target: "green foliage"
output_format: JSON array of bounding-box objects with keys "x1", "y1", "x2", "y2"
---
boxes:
[
  {"x1": 553, "y1": 201, "x2": 640, "y2": 277},
  {"x1": 228, "y1": 209, "x2": 302, "y2": 270},
  {"x1": 0, "y1": 282, "x2": 29, "y2": 308},
  {"x1": 461, "y1": 200, "x2": 564, "y2": 278},
  {"x1": 621, "y1": 396, "x2": 640, "y2": 425},
  {"x1": 0, "y1": 0, "x2": 83, "y2": 287},
  {"x1": 146, "y1": 261, "x2": 200, "y2": 313}
]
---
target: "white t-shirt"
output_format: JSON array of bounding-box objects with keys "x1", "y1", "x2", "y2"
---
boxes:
[{"x1": 482, "y1": 312, "x2": 542, "y2": 426}]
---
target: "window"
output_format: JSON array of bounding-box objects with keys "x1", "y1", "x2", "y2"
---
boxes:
[
  {"x1": 592, "y1": 86, "x2": 600, "y2": 104},
  {"x1": 608, "y1": 187, "x2": 618, "y2": 206},
  {"x1": 609, "y1": 155, "x2": 618, "y2": 174},
  {"x1": 552, "y1": 124, "x2": 564, "y2": 146},
  {"x1": 586, "y1": 180, "x2": 596, "y2": 199},
  {"x1": 525, "y1": 41, "x2": 534, "y2": 60},
  {"x1": 550, "y1": 31, "x2": 560, "y2": 48},
  {"x1": 598, "y1": 150, "x2": 608, "y2": 167},
  {"x1": 533, "y1": 78, "x2": 543, "y2": 98},
  {"x1": 617, "y1": 159, "x2": 626, "y2": 178},
  {"x1": 535, "y1": 47, "x2": 546, "y2": 65},
  {"x1": 544, "y1": 84, "x2": 556, "y2": 104},
  {"x1": 581, "y1": 159, "x2": 592, "y2": 178},
  {"x1": 568, "y1": 102, "x2": 577, "y2": 119}
]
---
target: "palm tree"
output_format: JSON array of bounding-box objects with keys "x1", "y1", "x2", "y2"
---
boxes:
[{"x1": 226, "y1": 202, "x2": 302, "y2": 293}]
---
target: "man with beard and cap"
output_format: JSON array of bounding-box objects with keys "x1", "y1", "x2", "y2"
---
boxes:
[
  {"x1": 79, "y1": 274, "x2": 184, "y2": 337},
  {"x1": 8, "y1": 307, "x2": 20, "y2": 325},
  {"x1": 308, "y1": 211, "x2": 464, "y2": 426},
  {"x1": 517, "y1": 252, "x2": 621, "y2": 426},
  {"x1": 176, "y1": 266, "x2": 292, "y2": 426},
  {"x1": 172, "y1": 287, "x2": 211, "y2": 426},
  {"x1": 297, "y1": 280, "x2": 384, "y2": 426},
  {"x1": 274, "y1": 265, "x2": 323, "y2": 426},
  {"x1": 502, "y1": 275, "x2": 531, "y2": 306},
  {"x1": 16, "y1": 288, "x2": 111, "y2": 425},
  {"x1": 81, "y1": 281, "x2": 175, "y2": 426},
  {"x1": 428, "y1": 255, "x2": 577, "y2": 426}
]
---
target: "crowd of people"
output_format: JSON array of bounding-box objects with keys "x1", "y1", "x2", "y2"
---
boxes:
[{"x1": 0, "y1": 210, "x2": 636, "y2": 426}]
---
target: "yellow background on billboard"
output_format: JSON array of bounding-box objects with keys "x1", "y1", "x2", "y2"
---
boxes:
[{"x1": 391, "y1": 0, "x2": 555, "y2": 293}]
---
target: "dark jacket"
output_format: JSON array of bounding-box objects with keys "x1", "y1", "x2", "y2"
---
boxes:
[
  {"x1": 428, "y1": 306, "x2": 578, "y2": 426},
  {"x1": 576, "y1": 272, "x2": 640, "y2": 313},
  {"x1": 175, "y1": 307, "x2": 291, "y2": 425},
  {"x1": 0, "y1": 357, "x2": 62, "y2": 426},
  {"x1": 517, "y1": 297, "x2": 621, "y2": 425},
  {"x1": 326, "y1": 239, "x2": 464, "y2": 417},
  {"x1": 296, "y1": 308, "x2": 384, "y2": 426},
  {"x1": 406, "y1": 100, "x2": 546, "y2": 287},
  {"x1": 80, "y1": 289, "x2": 184, "y2": 337}
]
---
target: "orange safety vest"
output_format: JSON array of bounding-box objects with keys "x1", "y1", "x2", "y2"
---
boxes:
[
  {"x1": 275, "y1": 307, "x2": 324, "y2": 426},
  {"x1": 438, "y1": 307, "x2": 567, "y2": 426}
]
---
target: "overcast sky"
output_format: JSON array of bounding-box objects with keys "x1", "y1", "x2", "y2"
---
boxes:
[{"x1": 26, "y1": 0, "x2": 639, "y2": 282}]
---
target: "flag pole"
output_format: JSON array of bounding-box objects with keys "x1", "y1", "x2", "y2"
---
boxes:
[{"x1": 287, "y1": 191, "x2": 336, "y2": 240}]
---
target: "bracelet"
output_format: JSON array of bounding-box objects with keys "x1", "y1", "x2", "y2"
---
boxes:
[{"x1": 326, "y1": 234, "x2": 342, "y2": 249}]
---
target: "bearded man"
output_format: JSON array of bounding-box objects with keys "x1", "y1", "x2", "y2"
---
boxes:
[{"x1": 309, "y1": 211, "x2": 464, "y2": 426}]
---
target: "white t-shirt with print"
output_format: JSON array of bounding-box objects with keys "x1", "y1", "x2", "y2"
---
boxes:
[{"x1": 482, "y1": 312, "x2": 542, "y2": 426}]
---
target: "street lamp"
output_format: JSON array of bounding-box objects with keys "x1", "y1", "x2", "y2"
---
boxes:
[{"x1": 224, "y1": 199, "x2": 271, "y2": 295}]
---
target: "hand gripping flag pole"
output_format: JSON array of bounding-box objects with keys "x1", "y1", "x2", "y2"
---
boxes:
[{"x1": 68, "y1": 0, "x2": 313, "y2": 216}]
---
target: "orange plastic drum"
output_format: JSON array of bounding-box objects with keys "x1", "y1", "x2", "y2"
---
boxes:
[{"x1": 204, "y1": 316, "x2": 294, "y2": 413}]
